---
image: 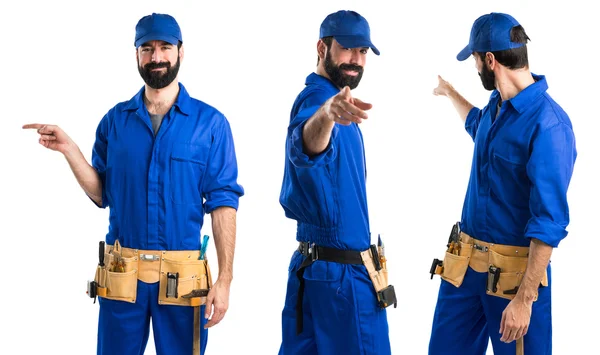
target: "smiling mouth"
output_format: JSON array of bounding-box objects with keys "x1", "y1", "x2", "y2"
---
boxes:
[{"x1": 343, "y1": 70, "x2": 359, "y2": 76}]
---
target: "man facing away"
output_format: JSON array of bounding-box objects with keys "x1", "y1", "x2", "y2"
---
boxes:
[
  {"x1": 429, "y1": 12, "x2": 576, "y2": 355},
  {"x1": 23, "y1": 13, "x2": 244, "y2": 355}
]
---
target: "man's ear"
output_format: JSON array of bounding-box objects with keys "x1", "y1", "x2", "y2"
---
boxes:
[
  {"x1": 486, "y1": 52, "x2": 496, "y2": 70},
  {"x1": 317, "y1": 39, "x2": 327, "y2": 60}
]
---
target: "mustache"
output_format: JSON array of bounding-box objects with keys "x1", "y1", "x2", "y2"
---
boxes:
[
  {"x1": 144, "y1": 62, "x2": 171, "y2": 70},
  {"x1": 339, "y1": 63, "x2": 363, "y2": 73}
]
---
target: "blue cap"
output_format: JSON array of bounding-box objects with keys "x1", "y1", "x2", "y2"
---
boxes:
[
  {"x1": 320, "y1": 10, "x2": 380, "y2": 55},
  {"x1": 135, "y1": 13, "x2": 182, "y2": 48},
  {"x1": 457, "y1": 12, "x2": 524, "y2": 61}
]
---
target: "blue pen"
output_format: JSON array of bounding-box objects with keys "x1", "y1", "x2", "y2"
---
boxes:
[{"x1": 199, "y1": 235, "x2": 210, "y2": 260}]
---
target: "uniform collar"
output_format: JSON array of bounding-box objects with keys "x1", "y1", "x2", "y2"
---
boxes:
[
  {"x1": 507, "y1": 73, "x2": 548, "y2": 113},
  {"x1": 306, "y1": 72, "x2": 340, "y2": 92},
  {"x1": 123, "y1": 82, "x2": 191, "y2": 116}
]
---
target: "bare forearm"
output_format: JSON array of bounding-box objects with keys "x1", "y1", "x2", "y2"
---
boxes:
[
  {"x1": 63, "y1": 145, "x2": 103, "y2": 205},
  {"x1": 211, "y1": 206, "x2": 237, "y2": 284},
  {"x1": 517, "y1": 238, "x2": 553, "y2": 303},
  {"x1": 446, "y1": 88, "x2": 475, "y2": 122},
  {"x1": 302, "y1": 106, "x2": 335, "y2": 156}
]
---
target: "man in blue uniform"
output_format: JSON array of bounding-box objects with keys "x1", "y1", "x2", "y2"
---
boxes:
[
  {"x1": 429, "y1": 13, "x2": 576, "y2": 354},
  {"x1": 23, "y1": 13, "x2": 243, "y2": 355},
  {"x1": 279, "y1": 10, "x2": 392, "y2": 355}
]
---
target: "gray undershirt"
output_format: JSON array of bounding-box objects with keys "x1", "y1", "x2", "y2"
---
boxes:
[
  {"x1": 493, "y1": 100, "x2": 502, "y2": 123},
  {"x1": 149, "y1": 113, "x2": 165, "y2": 135}
]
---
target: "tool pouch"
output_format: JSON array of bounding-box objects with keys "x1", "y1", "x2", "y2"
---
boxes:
[
  {"x1": 94, "y1": 239, "x2": 139, "y2": 303},
  {"x1": 439, "y1": 241, "x2": 473, "y2": 288},
  {"x1": 158, "y1": 256, "x2": 212, "y2": 307},
  {"x1": 360, "y1": 246, "x2": 397, "y2": 309},
  {"x1": 430, "y1": 223, "x2": 473, "y2": 288},
  {"x1": 486, "y1": 249, "x2": 548, "y2": 301}
]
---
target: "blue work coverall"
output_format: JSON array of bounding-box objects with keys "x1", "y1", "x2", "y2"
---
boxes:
[
  {"x1": 91, "y1": 83, "x2": 244, "y2": 355},
  {"x1": 429, "y1": 74, "x2": 576, "y2": 355},
  {"x1": 279, "y1": 73, "x2": 391, "y2": 354}
]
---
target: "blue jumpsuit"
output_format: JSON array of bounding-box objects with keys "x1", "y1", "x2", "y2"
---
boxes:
[
  {"x1": 279, "y1": 73, "x2": 391, "y2": 354},
  {"x1": 91, "y1": 83, "x2": 244, "y2": 355},
  {"x1": 429, "y1": 74, "x2": 576, "y2": 354}
]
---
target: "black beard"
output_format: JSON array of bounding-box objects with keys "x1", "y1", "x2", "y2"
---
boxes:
[
  {"x1": 138, "y1": 56, "x2": 180, "y2": 89},
  {"x1": 479, "y1": 63, "x2": 496, "y2": 91},
  {"x1": 324, "y1": 50, "x2": 364, "y2": 90}
]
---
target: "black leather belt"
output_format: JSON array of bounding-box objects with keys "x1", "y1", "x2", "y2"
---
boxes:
[{"x1": 295, "y1": 242, "x2": 363, "y2": 335}]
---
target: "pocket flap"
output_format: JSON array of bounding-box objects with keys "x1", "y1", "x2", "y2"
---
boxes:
[{"x1": 171, "y1": 143, "x2": 208, "y2": 165}]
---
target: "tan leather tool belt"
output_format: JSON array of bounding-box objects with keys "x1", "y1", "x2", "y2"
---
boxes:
[
  {"x1": 433, "y1": 231, "x2": 548, "y2": 301},
  {"x1": 93, "y1": 239, "x2": 212, "y2": 305}
]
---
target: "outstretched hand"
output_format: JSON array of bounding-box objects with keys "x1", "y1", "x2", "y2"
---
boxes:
[
  {"x1": 22, "y1": 124, "x2": 74, "y2": 154},
  {"x1": 433, "y1": 75, "x2": 455, "y2": 97},
  {"x1": 324, "y1": 86, "x2": 373, "y2": 126}
]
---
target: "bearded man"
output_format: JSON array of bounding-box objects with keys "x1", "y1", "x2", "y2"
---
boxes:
[
  {"x1": 24, "y1": 13, "x2": 244, "y2": 355},
  {"x1": 278, "y1": 10, "x2": 394, "y2": 355}
]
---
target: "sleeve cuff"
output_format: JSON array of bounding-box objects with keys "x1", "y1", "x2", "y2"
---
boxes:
[
  {"x1": 464, "y1": 107, "x2": 481, "y2": 140},
  {"x1": 204, "y1": 199, "x2": 239, "y2": 214},
  {"x1": 289, "y1": 120, "x2": 339, "y2": 168},
  {"x1": 525, "y1": 217, "x2": 568, "y2": 248},
  {"x1": 204, "y1": 189, "x2": 243, "y2": 214},
  {"x1": 89, "y1": 171, "x2": 109, "y2": 209}
]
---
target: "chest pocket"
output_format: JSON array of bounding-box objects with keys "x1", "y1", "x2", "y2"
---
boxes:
[
  {"x1": 170, "y1": 143, "x2": 209, "y2": 205},
  {"x1": 491, "y1": 143, "x2": 528, "y2": 178}
]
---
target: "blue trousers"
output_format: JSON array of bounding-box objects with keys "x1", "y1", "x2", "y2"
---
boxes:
[
  {"x1": 279, "y1": 251, "x2": 391, "y2": 355},
  {"x1": 97, "y1": 280, "x2": 208, "y2": 355},
  {"x1": 429, "y1": 266, "x2": 552, "y2": 355}
]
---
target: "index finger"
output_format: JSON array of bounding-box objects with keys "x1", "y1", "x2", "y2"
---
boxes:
[
  {"x1": 338, "y1": 100, "x2": 368, "y2": 119},
  {"x1": 22, "y1": 124, "x2": 45, "y2": 130},
  {"x1": 352, "y1": 97, "x2": 373, "y2": 111},
  {"x1": 205, "y1": 309, "x2": 225, "y2": 328},
  {"x1": 499, "y1": 311, "x2": 506, "y2": 335}
]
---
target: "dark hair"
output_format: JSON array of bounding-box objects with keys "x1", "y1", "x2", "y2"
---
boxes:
[
  {"x1": 317, "y1": 36, "x2": 334, "y2": 65},
  {"x1": 476, "y1": 25, "x2": 530, "y2": 69},
  {"x1": 178, "y1": 41, "x2": 182, "y2": 50}
]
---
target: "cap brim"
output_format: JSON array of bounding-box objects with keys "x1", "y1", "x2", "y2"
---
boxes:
[
  {"x1": 334, "y1": 35, "x2": 380, "y2": 56},
  {"x1": 135, "y1": 33, "x2": 180, "y2": 48},
  {"x1": 456, "y1": 45, "x2": 472, "y2": 61}
]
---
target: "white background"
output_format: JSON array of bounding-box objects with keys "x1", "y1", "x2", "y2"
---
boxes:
[{"x1": 1, "y1": 0, "x2": 597, "y2": 354}]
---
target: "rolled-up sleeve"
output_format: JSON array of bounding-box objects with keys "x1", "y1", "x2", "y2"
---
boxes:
[
  {"x1": 288, "y1": 92, "x2": 339, "y2": 168},
  {"x1": 525, "y1": 123, "x2": 577, "y2": 247},
  {"x1": 91, "y1": 114, "x2": 110, "y2": 208},
  {"x1": 465, "y1": 106, "x2": 482, "y2": 141},
  {"x1": 202, "y1": 115, "x2": 245, "y2": 213}
]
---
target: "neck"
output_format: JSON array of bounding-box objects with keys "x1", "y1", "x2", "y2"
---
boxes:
[
  {"x1": 495, "y1": 67, "x2": 535, "y2": 101},
  {"x1": 144, "y1": 80, "x2": 180, "y2": 115}
]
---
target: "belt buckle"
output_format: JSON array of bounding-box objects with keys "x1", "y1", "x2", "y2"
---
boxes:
[
  {"x1": 309, "y1": 243, "x2": 319, "y2": 261},
  {"x1": 139, "y1": 254, "x2": 160, "y2": 261},
  {"x1": 473, "y1": 244, "x2": 489, "y2": 252},
  {"x1": 299, "y1": 242, "x2": 308, "y2": 256}
]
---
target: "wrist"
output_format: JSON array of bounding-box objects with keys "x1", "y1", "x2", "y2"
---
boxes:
[
  {"x1": 217, "y1": 273, "x2": 233, "y2": 285},
  {"x1": 321, "y1": 107, "x2": 337, "y2": 126},
  {"x1": 515, "y1": 287, "x2": 536, "y2": 305},
  {"x1": 62, "y1": 141, "x2": 80, "y2": 158}
]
